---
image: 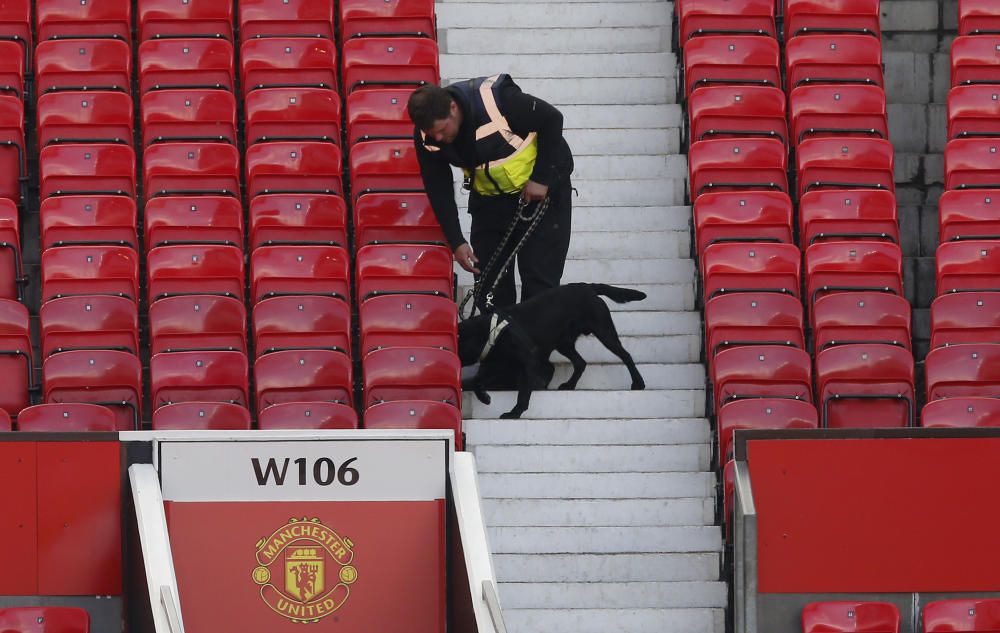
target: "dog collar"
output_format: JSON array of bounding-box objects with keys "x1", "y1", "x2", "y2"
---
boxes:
[{"x1": 479, "y1": 313, "x2": 510, "y2": 361}]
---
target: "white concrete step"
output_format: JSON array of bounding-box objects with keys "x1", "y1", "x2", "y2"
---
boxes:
[
  {"x1": 564, "y1": 230, "x2": 688, "y2": 259},
  {"x1": 499, "y1": 581, "x2": 728, "y2": 609},
  {"x1": 477, "y1": 471, "x2": 716, "y2": 499},
  {"x1": 441, "y1": 52, "x2": 676, "y2": 79},
  {"x1": 472, "y1": 444, "x2": 710, "y2": 473},
  {"x1": 493, "y1": 553, "x2": 720, "y2": 583},
  {"x1": 457, "y1": 205, "x2": 692, "y2": 233},
  {"x1": 483, "y1": 497, "x2": 714, "y2": 526},
  {"x1": 442, "y1": 27, "x2": 671, "y2": 55},
  {"x1": 437, "y1": 2, "x2": 671, "y2": 28},
  {"x1": 572, "y1": 155, "x2": 687, "y2": 180},
  {"x1": 459, "y1": 282, "x2": 696, "y2": 311},
  {"x1": 456, "y1": 257, "x2": 694, "y2": 285},
  {"x1": 545, "y1": 363, "x2": 704, "y2": 391},
  {"x1": 488, "y1": 526, "x2": 723, "y2": 553},
  {"x1": 457, "y1": 179, "x2": 685, "y2": 207},
  {"x1": 515, "y1": 77, "x2": 678, "y2": 105},
  {"x1": 565, "y1": 128, "x2": 681, "y2": 155},
  {"x1": 503, "y1": 608, "x2": 725, "y2": 633},
  {"x1": 465, "y1": 417, "x2": 709, "y2": 445},
  {"x1": 560, "y1": 104, "x2": 682, "y2": 129},
  {"x1": 462, "y1": 388, "x2": 704, "y2": 418}
]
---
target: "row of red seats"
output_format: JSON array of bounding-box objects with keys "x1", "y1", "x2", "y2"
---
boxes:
[
  {"x1": 676, "y1": 0, "x2": 880, "y2": 44},
  {"x1": 802, "y1": 598, "x2": 1000, "y2": 632}
]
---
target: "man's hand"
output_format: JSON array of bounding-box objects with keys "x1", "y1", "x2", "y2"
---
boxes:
[
  {"x1": 455, "y1": 243, "x2": 480, "y2": 274},
  {"x1": 521, "y1": 180, "x2": 549, "y2": 202}
]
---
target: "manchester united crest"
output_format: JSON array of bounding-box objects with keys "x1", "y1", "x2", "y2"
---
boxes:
[{"x1": 252, "y1": 517, "x2": 358, "y2": 623}]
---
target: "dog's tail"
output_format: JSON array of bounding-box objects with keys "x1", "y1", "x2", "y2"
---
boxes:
[{"x1": 591, "y1": 284, "x2": 647, "y2": 304}]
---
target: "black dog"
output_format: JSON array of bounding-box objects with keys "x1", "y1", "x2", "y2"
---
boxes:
[{"x1": 458, "y1": 283, "x2": 646, "y2": 419}]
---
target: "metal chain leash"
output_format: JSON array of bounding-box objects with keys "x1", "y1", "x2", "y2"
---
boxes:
[{"x1": 458, "y1": 193, "x2": 551, "y2": 320}]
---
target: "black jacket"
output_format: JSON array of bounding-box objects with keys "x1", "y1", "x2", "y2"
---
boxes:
[{"x1": 413, "y1": 77, "x2": 574, "y2": 250}]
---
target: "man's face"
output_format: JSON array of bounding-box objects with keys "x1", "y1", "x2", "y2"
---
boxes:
[{"x1": 424, "y1": 100, "x2": 461, "y2": 145}]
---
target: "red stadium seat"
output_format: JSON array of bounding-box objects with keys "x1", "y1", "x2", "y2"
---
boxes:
[
  {"x1": 40, "y1": 195, "x2": 138, "y2": 250},
  {"x1": 688, "y1": 86, "x2": 787, "y2": 145},
  {"x1": 355, "y1": 243, "x2": 454, "y2": 301},
  {"x1": 0, "y1": 298, "x2": 31, "y2": 415},
  {"x1": 682, "y1": 36, "x2": 780, "y2": 98},
  {"x1": 704, "y1": 292, "x2": 805, "y2": 362},
  {"x1": 789, "y1": 84, "x2": 889, "y2": 148},
  {"x1": 786, "y1": 35, "x2": 883, "y2": 90},
  {"x1": 39, "y1": 144, "x2": 136, "y2": 199},
  {"x1": 813, "y1": 292, "x2": 912, "y2": 351},
  {"x1": 252, "y1": 295, "x2": 351, "y2": 357},
  {"x1": 0, "y1": 407, "x2": 8, "y2": 429},
  {"x1": 245, "y1": 141, "x2": 343, "y2": 199},
  {"x1": 693, "y1": 191, "x2": 793, "y2": 260},
  {"x1": 723, "y1": 458, "x2": 736, "y2": 543},
  {"x1": 349, "y1": 138, "x2": 423, "y2": 201},
  {"x1": 688, "y1": 138, "x2": 788, "y2": 200},
  {"x1": 150, "y1": 350, "x2": 249, "y2": 408},
  {"x1": 805, "y1": 242, "x2": 903, "y2": 323},
  {"x1": 0, "y1": 93, "x2": 25, "y2": 176},
  {"x1": 930, "y1": 292, "x2": 1000, "y2": 347},
  {"x1": 239, "y1": 0, "x2": 335, "y2": 42},
  {"x1": 0, "y1": 198, "x2": 22, "y2": 299},
  {"x1": 945, "y1": 138, "x2": 1000, "y2": 191},
  {"x1": 138, "y1": 0, "x2": 235, "y2": 42},
  {"x1": 936, "y1": 240, "x2": 1000, "y2": 294},
  {"x1": 924, "y1": 598, "x2": 1000, "y2": 632},
  {"x1": 144, "y1": 196, "x2": 244, "y2": 251},
  {"x1": 143, "y1": 142, "x2": 240, "y2": 199},
  {"x1": 257, "y1": 401, "x2": 359, "y2": 430},
  {"x1": 815, "y1": 343, "x2": 915, "y2": 428},
  {"x1": 799, "y1": 189, "x2": 899, "y2": 247},
  {"x1": 146, "y1": 244, "x2": 244, "y2": 303},
  {"x1": 951, "y1": 36, "x2": 1000, "y2": 87},
  {"x1": 364, "y1": 401, "x2": 463, "y2": 450},
  {"x1": 796, "y1": 138, "x2": 895, "y2": 198},
  {"x1": 40, "y1": 295, "x2": 139, "y2": 357},
  {"x1": 249, "y1": 194, "x2": 347, "y2": 249},
  {"x1": 785, "y1": 0, "x2": 881, "y2": 40},
  {"x1": 948, "y1": 85, "x2": 1000, "y2": 139},
  {"x1": 240, "y1": 37, "x2": 337, "y2": 94},
  {"x1": 0, "y1": 42, "x2": 21, "y2": 101},
  {"x1": 41, "y1": 245, "x2": 139, "y2": 302},
  {"x1": 340, "y1": 0, "x2": 435, "y2": 39},
  {"x1": 138, "y1": 39, "x2": 235, "y2": 93},
  {"x1": 245, "y1": 87, "x2": 341, "y2": 146},
  {"x1": 359, "y1": 293, "x2": 458, "y2": 355},
  {"x1": 959, "y1": 0, "x2": 1000, "y2": 36},
  {"x1": 921, "y1": 397, "x2": 1000, "y2": 428},
  {"x1": 345, "y1": 87, "x2": 415, "y2": 145},
  {"x1": 254, "y1": 349, "x2": 353, "y2": 410},
  {"x1": 250, "y1": 245, "x2": 351, "y2": 304},
  {"x1": 939, "y1": 190, "x2": 1000, "y2": 242},
  {"x1": 37, "y1": 91, "x2": 133, "y2": 147},
  {"x1": 341, "y1": 36, "x2": 439, "y2": 93},
  {"x1": 701, "y1": 242, "x2": 801, "y2": 302},
  {"x1": 717, "y1": 399, "x2": 817, "y2": 464},
  {"x1": 0, "y1": 606, "x2": 90, "y2": 632},
  {"x1": 149, "y1": 295, "x2": 247, "y2": 355},
  {"x1": 152, "y1": 402, "x2": 252, "y2": 430},
  {"x1": 802, "y1": 601, "x2": 900, "y2": 633},
  {"x1": 711, "y1": 345, "x2": 813, "y2": 411},
  {"x1": 35, "y1": 39, "x2": 129, "y2": 95},
  {"x1": 17, "y1": 402, "x2": 117, "y2": 432},
  {"x1": 925, "y1": 344, "x2": 1000, "y2": 401},
  {"x1": 677, "y1": 0, "x2": 775, "y2": 42},
  {"x1": 354, "y1": 192, "x2": 446, "y2": 246},
  {"x1": 363, "y1": 347, "x2": 461, "y2": 408},
  {"x1": 0, "y1": 1, "x2": 31, "y2": 75},
  {"x1": 43, "y1": 349, "x2": 142, "y2": 429},
  {"x1": 141, "y1": 90, "x2": 238, "y2": 146},
  {"x1": 36, "y1": 0, "x2": 130, "y2": 43}
]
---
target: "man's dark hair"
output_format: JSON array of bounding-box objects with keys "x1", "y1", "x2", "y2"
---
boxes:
[{"x1": 407, "y1": 85, "x2": 454, "y2": 131}]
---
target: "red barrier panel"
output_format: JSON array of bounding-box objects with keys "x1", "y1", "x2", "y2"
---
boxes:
[{"x1": 0, "y1": 442, "x2": 37, "y2": 594}]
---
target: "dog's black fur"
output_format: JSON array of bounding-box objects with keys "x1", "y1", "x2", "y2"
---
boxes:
[{"x1": 458, "y1": 283, "x2": 646, "y2": 418}]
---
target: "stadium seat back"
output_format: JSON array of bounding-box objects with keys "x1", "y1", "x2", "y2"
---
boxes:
[
  {"x1": 688, "y1": 85, "x2": 788, "y2": 145},
  {"x1": 939, "y1": 189, "x2": 1000, "y2": 242},
  {"x1": 340, "y1": 0, "x2": 436, "y2": 39},
  {"x1": 923, "y1": 598, "x2": 1000, "y2": 632},
  {"x1": 936, "y1": 240, "x2": 1000, "y2": 294},
  {"x1": 701, "y1": 242, "x2": 801, "y2": 302},
  {"x1": 150, "y1": 350, "x2": 249, "y2": 409},
  {"x1": 42, "y1": 349, "x2": 142, "y2": 429},
  {"x1": 35, "y1": 39, "x2": 130, "y2": 94},
  {"x1": 141, "y1": 89, "x2": 238, "y2": 146},
  {"x1": 694, "y1": 191, "x2": 794, "y2": 261},
  {"x1": 677, "y1": 0, "x2": 775, "y2": 42},
  {"x1": 146, "y1": 244, "x2": 245, "y2": 304},
  {"x1": 39, "y1": 195, "x2": 138, "y2": 250},
  {"x1": 341, "y1": 36, "x2": 440, "y2": 93},
  {"x1": 921, "y1": 397, "x2": 1000, "y2": 428},
  {"x1": 688, "y1": 137, "x2": 788, "y2": 200},
  {"x1": 711, "y1": 345, "x2": 813, "y2": 411},
  {"x1": 252, "y1": 295, "x2": 352, "y2": 357},
  {"x1": 796, "y1": 138, "x2": 895, "y2": 198},
  {"x1": 813, "y1": 292, "x2": 911, "y2": 351},
  {"x1": 363, "y1": 347, "x2": 461, "y2": 408},
  {"x1": 801, "y1": 600, "x2": 900, "y2": 633},
  {"x1": 717, "y1": 398, "x2": 817, "y2": 464},
  {"x1": 346, "y1": 88, "x2": 415, "y2": 145},
  {"x1": 41, "y1": 245, "x2": 139, "y2": 302},
  {"x1": 925, "y1": 344, "x2": 1000, "y2": 401},
  {"x1": 254, "y1": 349, "x2": 354, "y2": 410},
  {"x1": 815, "y1": 343, "x2": 915, "y2": 428},
  {"x1": 359, "y1": 293, "x2": 458, "y2": 355},
  {"x1": 784, "y1": 0, "x2": 881, "y2": 40},
  {"x1": 138, "y1": 0, "x2": 235, "y2": 42},
  {"x1": 0, "y1": 606, "x2": 90, "y2": 632},
  {"x1": 959, "y1": 0, "x2": 1000, "y2": 36},
  {"x1": 704, "y1": 292, "x2": 805, "y2": 362},
  {"x1": 250, "y1": 245, "x2": 351, "y2": 304},
  {"x1": 143, "y1": 142, "x2": 240, "y2": 199},
  {"x1": 355, "y1": 243, "x2": 454, "y2": 301},
  {"x1": 40, "y1": 295, "x2": 139, "y2": 357},
  {"x1": 799, "y1": 189, "x2": 899, "y2": 247},
  {"x1": 248, "y1": 193, "x2": 348, "y2": 249},
  {"x1": 152, "y1": 402, "x2": 252, "y2": 431},
  {"x1": 39, "y1": 144, "x2": 136, "y2": 199},
  {"x1": 364, "y1": 400, "x2": 463, "y2": 450},
  {"x1": 245, "y1": 141, "x2": 343, "y2": 199},
  {"x1": 682, "y1": 36, "x2": 781, "y2": 98},
  {"x1": 257, "y1": 401, "x2": 359, "y2": 430},
  {"x1": 239, "y1": 0, "x2": 335, "y2": 41},
  {"x1": 18, "y1": 402, "x2": 117, "y2": 432},
  {"x1": 36, "y1": 0, "x2": 131, "y2": 43},
  {"x1": 354, "y1": 192, "x2": 446, "y2": 246},
  {"x1": 951, "y1": 36, "x2": 1000, "y2": 87},
  {"x1": 930, "y1": 292, "x2": 1000, "y2": 348},
  {"x1": 785, "y1": 34, "x2": 884, "y2": 90},
  {"x1": 240, "y1": 37, "x2": 337, "y2": 94},
  {"x1": 0, "y1": 298, "x2": 31, "y2": 414},
  {"x1": 37, "y1": 91, "x2": 133, "y2": 147},
  {"x1": 789, "y1": 84, "x2": 888, "y2": 148},
  {"x1": 245, "y1": 87, "x2": 341, "y2": 145},
  {"x1": 149, "y1": 294, "x2": 248, "y2": 355},
  {"x1": 144, "y1": 195, "x2": 244, "y2": 251},
  {"x1": 138, "y1": 38, "x2": 235, "y2": 93}
]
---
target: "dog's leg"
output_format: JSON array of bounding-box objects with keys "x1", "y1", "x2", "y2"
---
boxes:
[
  {"x1": 500, "y1": 372, "x2": 533, "y2": 419},
  {"x1": 556, "y1": 342, "x2": 587, "y2": 390},
  {"x1": 592, "y1": 308, "x2": 646, "y2": 390},
  {"x1": 464, "y1": 367, "x2": 492, "y2": 405}
]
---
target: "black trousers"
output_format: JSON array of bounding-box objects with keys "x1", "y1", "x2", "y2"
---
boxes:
[{"x1": 468, "y1": 178, "x2": 572, "y2": 312}]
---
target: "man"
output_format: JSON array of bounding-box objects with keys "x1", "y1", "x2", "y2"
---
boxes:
[{"x1": 407, "y1": 74, "x2": 574, "y2": 313}]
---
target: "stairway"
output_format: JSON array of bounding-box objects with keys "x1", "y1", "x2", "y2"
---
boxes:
[{"x1": 437, "y1": 1, "x2": 726, "y2": 631}]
